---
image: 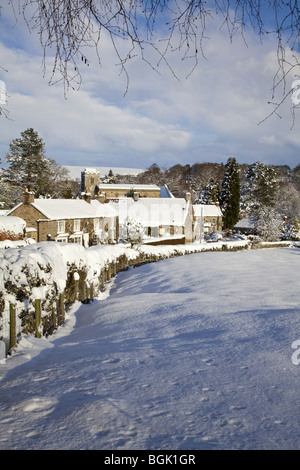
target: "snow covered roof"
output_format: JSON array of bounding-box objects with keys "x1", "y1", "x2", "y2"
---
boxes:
[
  {"x1": 8, "y1": 198, "x2": 117, "y2": 221},
  {"x1": 193, "y1": 204, "x2": 223, "y2": 217},
  {"x1": 109, "y1": 198, "x2": 189, "y2": 227},
  {"x1": 0, "y1": 215, "x2": 26, "y2": 233},
  {"x1": 90, "y1": 200, "x2": 117, "y2": 218},
  {"x1": 160, "y1": 185, "x2": 174, "y2": 198},
  {"x1": 99, "y1": 183, "x2": 160, "y2": 191}
]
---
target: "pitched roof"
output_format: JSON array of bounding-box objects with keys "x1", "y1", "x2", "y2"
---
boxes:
[
  {"x1": 99, "y1": 183, "x2": 160, "y2": 191},
  {"x1": 159, "y1": 185, "x2": 174, "y2": 198},
  {"x1": 193, "y1": 204, "x2": 223, "y2": 217},
  {"x1": 109, "y1": 198, "x2": 189, "y2": 227},
  {"x1": 9, "y1": 198, "x2": 117, "y2": 220}
]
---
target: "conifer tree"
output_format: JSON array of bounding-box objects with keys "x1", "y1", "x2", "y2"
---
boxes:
[
  {"x1": 240, "y1": 162, "x2": 277, "y2": 215},
  {"x1": 4, "y1": 128, "x2": 50, "y2": 198},
  {"x1": 220, "y1": 157, "x2": 240, "y2": 230},
  {"x1": 196, "y1": 179, "x2": 220, "y2": 205}
]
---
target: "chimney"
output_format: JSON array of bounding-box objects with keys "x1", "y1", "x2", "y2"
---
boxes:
[
  {"x1": 23, "y1": 188, "x2": 34, "y2": 205},
  {"x1": 98, "y1": 193, "x2": 105, "y2": 204},
  {"x1": 216, "y1": 200, "x2": 220, "y2": 206},
  {"x1": 82, "y1": 192, "x2": 92, "y2": 204},
  {"x1": 186, "y1": 192, "x2": 191, "y2": 202}
]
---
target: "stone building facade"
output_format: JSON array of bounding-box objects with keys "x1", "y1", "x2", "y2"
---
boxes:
[
  {"x1": 7, "y1": 191, "x2": 118, "y2": 246},
  {"x1": 193, "y1": 203, "x2": 223, "y2": 242},
  {"x1": 98, "y1": 183, "x2": 161, "y2": 199}
]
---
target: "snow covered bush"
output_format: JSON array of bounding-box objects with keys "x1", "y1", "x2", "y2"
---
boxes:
[
  {"x1": 281, "y1": 219, "x2": 300, "y2": 241},
  {"x1": 255, "y1": 207, "x2": 283, "y2": 241},
  {"x1": 0, "y1": 216, "x2": 26, "y2": 241},
  {"x1": 120, "y1": 218, "x2": 145, "y2": 246}
]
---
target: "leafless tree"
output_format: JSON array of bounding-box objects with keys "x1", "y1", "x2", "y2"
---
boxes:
[{"x1": 2, "y1": 0, "x2": 300, "y2": 120}]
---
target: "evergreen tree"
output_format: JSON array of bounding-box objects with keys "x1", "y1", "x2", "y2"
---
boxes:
[
  {"x1": 196, "y1": 178, "x2": 220, "y2": 205},
  {"x1": 220, "y1": 157, "x2": 240, "y2": 230},
  {"x1": 3, "y1": 128, "x2": 72, "y2": 205},
  {"x1": 240, "y1": 162, "x2": 277, "y2": 215},
  {"x1": 4, "y1": 128, "x2": 50, "y2": 199}
]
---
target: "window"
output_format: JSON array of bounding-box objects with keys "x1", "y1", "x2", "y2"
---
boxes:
[
  {"x1": 57, "y1": 220, "x2": 65, "y2": 234},
  {"x1": 72, "y1": 235, "x2": 82, "y2": 244},
  {"x1": 74, "y1": 219, "x2": 81, "y2": 232},
  {"x1": 56, "y1": 236, "x2": 68, "y2": 243},
  {"x1": 94, "y1": 218, "x2": 100, "y2": 230}
]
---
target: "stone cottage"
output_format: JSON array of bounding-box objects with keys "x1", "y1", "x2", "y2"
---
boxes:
[
  {"x1": 7, "y1": 191, "x2": 118, "y2": 246},
  {"x1": 110, "y1": 193, "x2": 193, "y2": 244},
  {"x1": 193, "y1": 203, "x2": 223, "y2": 242}
]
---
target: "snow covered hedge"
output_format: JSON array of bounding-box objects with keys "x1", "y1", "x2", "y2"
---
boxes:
[
  {"x1": 0, "y1": 237, "x2": 291, "y2": 352},
  {"x1": 0, "y1": 243, "x2": 140, "y2": 346},
  {"x1": 0, "y1": 216, "x2": 26, "y2": 242}
]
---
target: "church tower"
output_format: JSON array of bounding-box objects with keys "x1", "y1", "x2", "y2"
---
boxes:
[{"x1": 81, "y1": 168, "x2": 100, "y2": 197}]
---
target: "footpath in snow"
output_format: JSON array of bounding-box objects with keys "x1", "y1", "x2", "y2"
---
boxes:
[{"x1": 0, "y1": 246, "x2": 299, "y2": 450}]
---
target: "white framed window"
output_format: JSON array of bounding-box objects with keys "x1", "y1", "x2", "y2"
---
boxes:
[
  {"x1": 57, "y1": 220, "x2": 65, "y2": 234},
  {"x1": 56, "y1": 236, "x2": 68, "y2": 243},
  {"x1": 74, "y1": 219, "x2": 81, "y2": 232},
  {"x1": 72, "y1": 235, "x2": 82, "y2": 244}
]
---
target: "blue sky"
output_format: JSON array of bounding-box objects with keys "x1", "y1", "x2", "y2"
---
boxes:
[{"x1": 0, "y1": 2, "x2": 299, "y2": 172}]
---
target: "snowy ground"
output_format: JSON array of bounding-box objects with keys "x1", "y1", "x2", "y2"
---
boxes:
[{"x1": 0, "y1": 247, "x2": 300, "y2": 450}]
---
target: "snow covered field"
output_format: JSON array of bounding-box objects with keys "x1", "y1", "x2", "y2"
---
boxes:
[{"x1": 0, "y1": 247, "x2": 300, "y2": 450}]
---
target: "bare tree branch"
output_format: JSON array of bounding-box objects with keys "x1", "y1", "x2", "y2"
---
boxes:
[{"x1": 1, "y1": 0, "x2": 299, "y2": 120}]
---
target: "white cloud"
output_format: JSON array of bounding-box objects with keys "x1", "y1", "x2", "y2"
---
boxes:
[
  {"x1": 0, "y1": 41, "x2": 192, "y2": 167},
  {"x1": 0, "y1": 7, "x2": 299, "y2": 170}
]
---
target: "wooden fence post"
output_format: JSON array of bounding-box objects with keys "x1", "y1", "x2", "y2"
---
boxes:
[
  {"x1": 9, "y1": 303, "x2": 16, "y2": 350},
  {"x1": 101, "y1": 269, "x2": 105, "y2": 288},
  {"x1": 57, "y1": 293, "x2": 65, "y2": 324},
  {"x1": 60, "y1": 293, "x2": 65, "y2": 323},
  {"x1": 106, "y1": 264, "x2": 111, "y2": 281},
  {"x1": 35, "y1": 299, "x2": 41, "y2": 338}
]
